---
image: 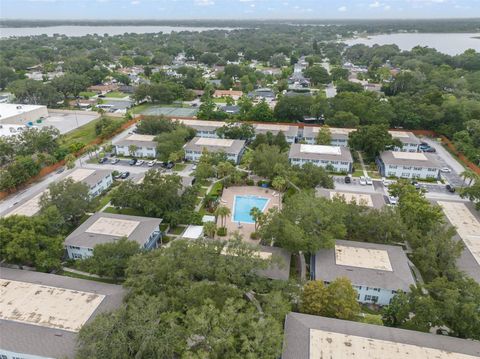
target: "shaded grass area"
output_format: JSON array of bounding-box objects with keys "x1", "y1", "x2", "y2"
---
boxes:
[
  {"x1": 79, "y1": 91, "x2": 97, "y2": 98},
  {"x1": 60, "y1": 116, "x2": 123, "y2": 147},
  {"x1": 59, "y1": 270, "x2": 120, "y2": 284},
  {"x1": 105, "y1": 91, "x2": 128, "y2": 98},
  {"x1": 169, "y1": 226, "x2": 186, "y2": 235},
  {"x1": 103, "y1": 206, "x2": 146, "y2": 217},
  {"x1": 173, "y1": 163, "x2": 187, "y2": 171}
]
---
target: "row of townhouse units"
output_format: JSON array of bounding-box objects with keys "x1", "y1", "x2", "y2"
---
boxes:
[
  {"x1": 65, "y1": 212, "x2": 163, "y2": 260},
  {"x1": 173, "y1": 119, "x2": 422, "y2": 152},
  {"x1": 114, "y1": 134, "x2": 158, "y2": 158},
  {"x1": 376, "y1": 151, "x2": 442, "y2": 180}
]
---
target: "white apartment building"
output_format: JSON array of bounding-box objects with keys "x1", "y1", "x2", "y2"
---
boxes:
[
  {"x1": 302, "y1": 126, "x2": 354, "y2": 147},
  {"x1": 377, "y1": 151, "x2": 441, "y2": 179},
  {"x1": 184, "y1": 137, "x2": 246, "y2": 164},
  {"x1": 253, "y1": 123, "x2": 298, "y2": 144},
  {"x1": 289, "y1": 144, "x2": 353, "y2": 173},
  {"x1": 175, "y1": 119, "x2": 224, "y2": 138},
  {"x1": 64, "y1": 212, "x2": 163, "y2": 260},
  {"x1": 114, "y1": 134, "x2": 157, "y2": 158},
  {"x1": 311, "y1": 240, "x2": 416, "y2": 306},
  {"x1": 390, "y1": 130, "x2": 421, "y2": 152}
]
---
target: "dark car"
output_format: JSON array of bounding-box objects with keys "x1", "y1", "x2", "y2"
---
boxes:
[
  {"x1": 446, "y1": 184, "x2": 455, "y2": 193},
  {"x1": 422, "y1": 147, "x2": 436, "y2": 153},
  {"x1": 166, "y1": 162, "x2": 174, "y2": 169},
  {"x1": 98, "y1": 157, "x2": 108, "y2": 164},
  {"x1": 120, "y1": 171, "x2": 130, "y2": 179},
  {"x1": 129, "y1": 158, "x2": 137, "y2": 166},
  {"x1": 344, "y1": 176, "x2": 351, "y2": 184}
]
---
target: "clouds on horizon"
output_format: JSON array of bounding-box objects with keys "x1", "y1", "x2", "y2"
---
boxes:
[{"x1": 1, "y1": 0, "x2": 479, "y2": 19}]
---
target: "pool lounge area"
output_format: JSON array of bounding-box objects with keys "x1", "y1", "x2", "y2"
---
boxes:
[
  {"x1": 219, "y1": 186, "x2": 281, "y2": 243},
  {"x1": 233, "y1": 195, "x2": 269, "y2": 224}
]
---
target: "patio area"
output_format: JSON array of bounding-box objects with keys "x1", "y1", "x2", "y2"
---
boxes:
[{"x1": 218, "y1": 186, "x2": 282, "y2": 244}]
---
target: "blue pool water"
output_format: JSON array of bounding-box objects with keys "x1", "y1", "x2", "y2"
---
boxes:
[{"x1": 233, "y1": 195, "x2": 269, "y2": 224}]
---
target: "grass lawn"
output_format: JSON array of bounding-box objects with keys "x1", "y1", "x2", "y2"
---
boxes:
[
  {"x1": 79, "y1": 91, "x2": 97, "y2": 98},
  {"x1": 213, "y1": 98, "x2": 228, "y2": 104},
  {"x1": 169, "y1": 226, "x2": 186, "y2": 235},
  {"x1": 106, "y1": 91, "x2": 128, "y2": 98},
  {"x1": 197, "y1": 187, "x2": 208, "y2": 197},
  {"x1": 60, "y1": 116, "x2": 123, "y2": 147},
  {"x1": 103, "y1": 206, "x2": 146, "y2": 217},
  {"x1": 130, "y1": 103, "x2": 155, "y2": 114},
  {"x1": 173, "y1": 163, "x2": 187, "y2": 171},
  {"x1": 352, "y1": 169, "x2": 364, "y2": 177},
  {"x1": 208, "y1": 181, "x2": 223, "y2": 196}
]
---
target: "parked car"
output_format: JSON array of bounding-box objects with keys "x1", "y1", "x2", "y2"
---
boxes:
[
  {"x1": 147, "y1": 160, "x2": 156, "y2": 167},
  {"x1": 166, "y1": 162, "x2": 174, "y2": 169},
  {"x1": 446, "y1": 184, "x2": 456, "y2": 193},
  {"x1": 365, "y1": 177, "x2": 373, "y2": 185},
  {"x1": 440, "y1": 167, "x2": 451, "y2": 173},
  {"x1": 344, "y1": 176, "x2": 351, "y2": 184},
  {"x1": 359, "y1": 176, "x2": 367, "y2": 185},
  {"x1": 136, "y1": 160, "x2": 145, "y2": 166},
  {"x1": 113, "y1": 172, "x2": 122, "y2": 179},
  {"x1": 192, "y1": 164, "x2": 197, "y2": 171},
  {"x1": 56, "y1": 167, "x2": 65, "y2": 174},
  {"x1": 110, "y1": 158, "x2": 120, "y2": 164},
  {"x1": 98, "y1": 157, "x2": 108, "y2": 164},
  {"x1": 129, "y1": 158, "x2": 137, "y2": 166},
  {"x1": 120, "y1": 171, "x2": 130, "y2": 179},
  {"x1": 388, "y1": 196, "x2": 398, "y2": 205},
  {"x1": 423, "y1": 147, "x2": 436, "y2": 153}
]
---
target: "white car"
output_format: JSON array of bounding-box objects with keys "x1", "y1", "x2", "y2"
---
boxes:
[
  {"x1": 136, "y1": 160, "x2": 145, "y2": 166},
  {"x1": 147, "y1": 160, "x2": 156, "y2": 167},
  {"x1": 365, "y1": 177, "x2": 373, "y2": 185},
  {"x1": 440, "y1": 167, "x2": 451, "y2": 173},
  {"x1": 110, "y1": 158, "x2": 119, "y2": 164},
  {"x1": 388, "y1": 196, "x2": 398, "y2": 205},
  {"x1": 359, "y1": 176, "x2": 367, "y2": 185}
]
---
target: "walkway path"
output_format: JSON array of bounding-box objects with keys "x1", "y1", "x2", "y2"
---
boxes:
[{"x1": 357, "y1": 151, "x2": 369, "y2": 177}]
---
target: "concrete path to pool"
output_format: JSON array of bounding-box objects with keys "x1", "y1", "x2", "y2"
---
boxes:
[{"x1": 219, "y1": 186, "x2": 282, "y2": 244}]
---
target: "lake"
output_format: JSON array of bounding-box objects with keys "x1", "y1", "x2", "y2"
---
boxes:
[
  {"x1": 0, "y1": 25, "x2": 238, "y2": 38},
  {"x1": 343, "y1": 33, "x2": 480, "y2": 55}
]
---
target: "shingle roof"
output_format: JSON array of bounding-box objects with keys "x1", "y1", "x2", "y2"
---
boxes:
[
  {"x1": 114, "y1": 134, "x2": 157, "y2": 148},
  {"x1": 256, "y1": 246, "x2": 291, "y2": 280},
  {"x1": 253, "y1": 123, "x2": 298, "y2": 137},
  {"x1": 316, "y1": 188, "x2": 386, "y2": 209},
  {"x1": 64, "y1": 212, "x2": 162, "y2": 249},
  {"x1": 0, "y1": 268, "x2": 125, "y2": 359},
  {"x1": 312, "y1": 240, "x2": 415, "y2": 292},
  {"x1": 282, "y1": 313, "x2": 480, "y2": 359}
]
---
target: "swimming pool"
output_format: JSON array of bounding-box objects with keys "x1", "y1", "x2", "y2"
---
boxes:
[{"x1": 233, "y1": 195, "x2": 269, "y2": 224}]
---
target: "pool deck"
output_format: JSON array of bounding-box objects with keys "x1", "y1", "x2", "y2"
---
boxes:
[{"x1": 219, "y1": 186, "x2": 281, "y2": 243}]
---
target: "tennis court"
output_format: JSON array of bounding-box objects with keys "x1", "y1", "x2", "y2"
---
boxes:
[{"x1": 141, "y1": 106, "x2": 198, "y2": 117}]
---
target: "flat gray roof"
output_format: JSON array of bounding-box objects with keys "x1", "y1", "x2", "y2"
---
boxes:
[
  {"x1": 312, "y1": 240, "x2": 415, "y2": 292},
  {"x1": 65, "y1": 168, "x2": 111, "y2": 187},
  {"x1": 114, "y1": 134, "x2": 157, "y2": 148},
  {"x1": 0, "y1": 268, "x2": 124, "y2": 359},
  {"x1": 175, "y1": 119, "x2": 224, "y2": 132},
  {"x1": 289, "y1": 143, "x2": 353, "y2": 162},
  {"x1": 282, "y1": 313, "x2": 480, "y2": 359},
  {"x1": 184, "y1": 136, "x2": 246, "y2": 155},
  {"x1": 380, "y1": 150, "x2": 442, "y2": 168},
  {"x1": 256, "y1": 246, "x2": 291, "y2": 281},
  {"x1": 253, "y1": 123, "x2": 298, "y2": 137},
  {"x1": 390, "y1": 130, "x2": 421, "y2": 145},
  {"x1": 303, "y1": 126, "x2": 354, "y2": 140},
  {"x1": 316, "y1": 188, "x2": 386, "y2": 209},
  {"x1": 64, "y1": 212, "x2": 162, "y2": 249}
]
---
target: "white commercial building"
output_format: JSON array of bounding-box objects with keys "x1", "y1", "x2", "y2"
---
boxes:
[
  {"x1": 184, "y1": 137, "x2": 246, "y2": 164},
  {"x1": 377, "y1": 151, "x2": 441, "y2": 179},
  {"x1": 64, "y1": 212, "x2": 163, "y2": 260},
  {"x1": 114, "y1": 134, "x2": 157, "y2": 158},
  {"x1": 283, "y1": 313, "x2": 480, "y2": 359},
  {"x1": 289, "y1": 144, "x2": 353, "y2": 173},
  {"x1": 0, "y1": 104, "x2": 48, "y2": 125},
  {"x1": 311, "y1": 240, "x2": 416, "y2": 306},
  {"x1": 0, "y1": 268, "x2": 124, "y2": 359}
]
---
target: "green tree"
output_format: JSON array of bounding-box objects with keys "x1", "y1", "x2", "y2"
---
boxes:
[
  {"x1": 348, "y1": 124, "x2": 402, "y2": 160},
  {"x1": 303, "y1": 65, "x2": 330, "y2": 85},
  {"x1": 203, "y1": 221, "x2": 217, "y2": 238},
  {"x1": 382, "y1": 291, "x2": 411, "y2": 327},
  {"x1": 315, "y1": 126, "x2": 332, "y2": 145},
  {"x1": 128, "y1": 144, "x2": 138, "y2": 157},
  {"x1": 78, "y1": 238, "x2": 140, "y2": 280},
  {"x1": 215, "y1": 205, "x2": 231, "y2": 229},
  {"x1": 250, "y1": 144, "x2": 289, "y2": 180},
  {"x1": 248, "y1": 99, "x2": 274, "y2": 122},
  {"x1": 40, "y1": 178, "x2": 93, "y2": 228}
]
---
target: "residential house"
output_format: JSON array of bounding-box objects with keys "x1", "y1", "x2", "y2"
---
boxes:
[
  {"x1": 310, "y1": 240, "x2": 416, "y2": 306},
  {"x1": 64, "y1": 212, "x2": 163, "y2": 259},
  {"x1": 213, "y1": 89, "x2": 243, "y2": 100}
]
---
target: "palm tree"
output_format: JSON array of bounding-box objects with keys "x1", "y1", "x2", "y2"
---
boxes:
[
  {"x1": 65, "y1": 154, "x2": 76, "y2": 169},
  {"x1": 272, "y1": 176, "x2": 287, "y2": 207},
  {"x1": 128, "y1": 144, "x2": 138, "y2": 157},
  {"x1": 250, "y1": 207, "x2": 262, "y2": 231},
  {"x1": 203, "y1": 221, "x2": 217, "y2": 238},
  {"x1": 460, "y1": 169, "x2": 478, "y2": 188},
  {"x1": 215, "y1": 205, "x2": 231, "y2": 229}
]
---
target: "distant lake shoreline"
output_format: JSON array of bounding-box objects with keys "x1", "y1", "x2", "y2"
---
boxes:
[{"x1": 343, "y1": 32, "x2": 480, "y2": 55}]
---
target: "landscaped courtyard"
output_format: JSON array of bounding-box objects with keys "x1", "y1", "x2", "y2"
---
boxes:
[{"x1": 218, "y1": 186, "x2": 282, "y2": 243}]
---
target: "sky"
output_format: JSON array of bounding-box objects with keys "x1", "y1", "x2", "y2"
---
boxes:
[{"x1": 1, "y1": 0, "x2": 479, "y2": 20}]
